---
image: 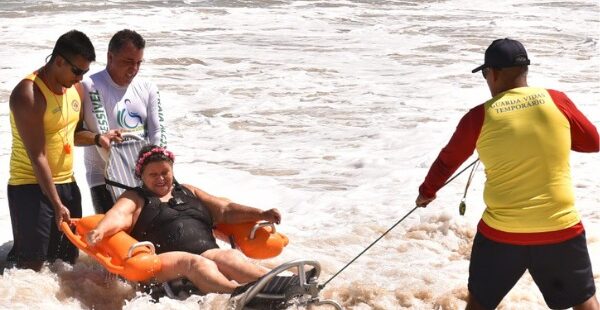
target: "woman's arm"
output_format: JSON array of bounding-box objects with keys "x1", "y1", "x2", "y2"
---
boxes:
[
  {"x1": 86, "y1": 190, "x2": 142, "y2": 245},
  {"x1": 182, "y1": 184, "x2": 281, "y2": 225}
]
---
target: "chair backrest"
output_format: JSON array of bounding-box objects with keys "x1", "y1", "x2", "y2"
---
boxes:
[{"x1": 105, "y1": 137, "x2": 148, "y2": 201}]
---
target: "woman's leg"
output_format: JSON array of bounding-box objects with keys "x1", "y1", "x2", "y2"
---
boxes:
[
  {"x1": 202, "y1": 249, "x2": 269, "y2": 283},
  {"x1": 155, "y1": 251, "x2": 238, "y2": 294}
]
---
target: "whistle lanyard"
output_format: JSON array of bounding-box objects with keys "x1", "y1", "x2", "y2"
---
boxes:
[{"x1": 459, "y1": 159, "x2": 480, "y2": 215}]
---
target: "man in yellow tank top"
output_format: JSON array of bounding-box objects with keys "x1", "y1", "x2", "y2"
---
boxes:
[
  {"x1": 416, "y1": 39, "x2": 599, "y2": 309},
  {"x1": 7, "y1": 30, "x2": 96, "y2": 271}
]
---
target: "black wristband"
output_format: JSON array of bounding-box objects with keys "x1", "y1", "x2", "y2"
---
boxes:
[{"x1": 94, "y1": 134, "x2": 102, "y2": 147}]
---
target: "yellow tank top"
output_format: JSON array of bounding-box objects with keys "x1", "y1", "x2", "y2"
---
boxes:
[
  {"x1": 9, "y1": 72, "x2": 80, "y2": 185},
  {"x1": 476, "y1": 87, "x2": 579, "y2": 233}
]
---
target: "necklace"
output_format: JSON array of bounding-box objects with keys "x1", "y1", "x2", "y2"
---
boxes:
[{"x1": 40, "y1": 67, "x2": 71, "y2": 155}]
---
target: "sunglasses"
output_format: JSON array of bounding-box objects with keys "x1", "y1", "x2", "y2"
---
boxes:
[
  {"x1": 481, "y1": 67, "x2": 490, "y2": 79},
  {"x1": 58, "y1": 53, "x2": 89, "y2": 76}
]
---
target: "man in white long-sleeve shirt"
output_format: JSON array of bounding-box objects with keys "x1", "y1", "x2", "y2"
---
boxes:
[{"x1": 82, "y1": 29, "x2": 167, "y2": 213}]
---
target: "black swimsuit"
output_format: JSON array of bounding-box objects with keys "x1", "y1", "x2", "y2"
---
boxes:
[{"x1": 130, "y1": 184, "x2": 219, "y2": 255}]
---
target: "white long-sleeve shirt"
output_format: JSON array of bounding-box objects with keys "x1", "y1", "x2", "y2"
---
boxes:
[{"x1": 82, "y1": 69, "x2": 167, "y2": 187}]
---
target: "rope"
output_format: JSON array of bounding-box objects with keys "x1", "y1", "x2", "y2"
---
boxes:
[{"x1": 319, "y1": 158, "x2": 480, "y2": 289}]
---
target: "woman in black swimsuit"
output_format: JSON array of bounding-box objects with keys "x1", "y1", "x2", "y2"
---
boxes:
[{"x1": 86, "y1": 145, "x2": 281, "y2": 294}]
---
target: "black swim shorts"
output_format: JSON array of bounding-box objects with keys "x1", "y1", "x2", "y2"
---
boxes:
[
  {"x1": 468, "y1": 231, "x2": 596, "y2": 309},
  {"x1": 7, "y1": 182, "x2": 82, "y2": 267}
]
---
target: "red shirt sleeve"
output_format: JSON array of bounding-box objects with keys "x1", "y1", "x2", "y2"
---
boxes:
[
  {"x1": 548, "y1": 89, "x2": 599, "y2": 152},
  {"x1": 419, "y1": 104, "x2": 484, "y2": 198}
]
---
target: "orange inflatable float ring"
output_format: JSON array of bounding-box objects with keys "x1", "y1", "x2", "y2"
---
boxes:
[
  {"x1": 61, "y1": 214, "x2": 162, "y2": 282},
  {"x1": 215, "y1": 221, "x2": 289, "y2": 259}
]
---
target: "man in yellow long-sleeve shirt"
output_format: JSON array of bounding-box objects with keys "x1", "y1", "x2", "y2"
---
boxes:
[{"x1": 416, "y1": 38, "x2": 599, "y2": 309}]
